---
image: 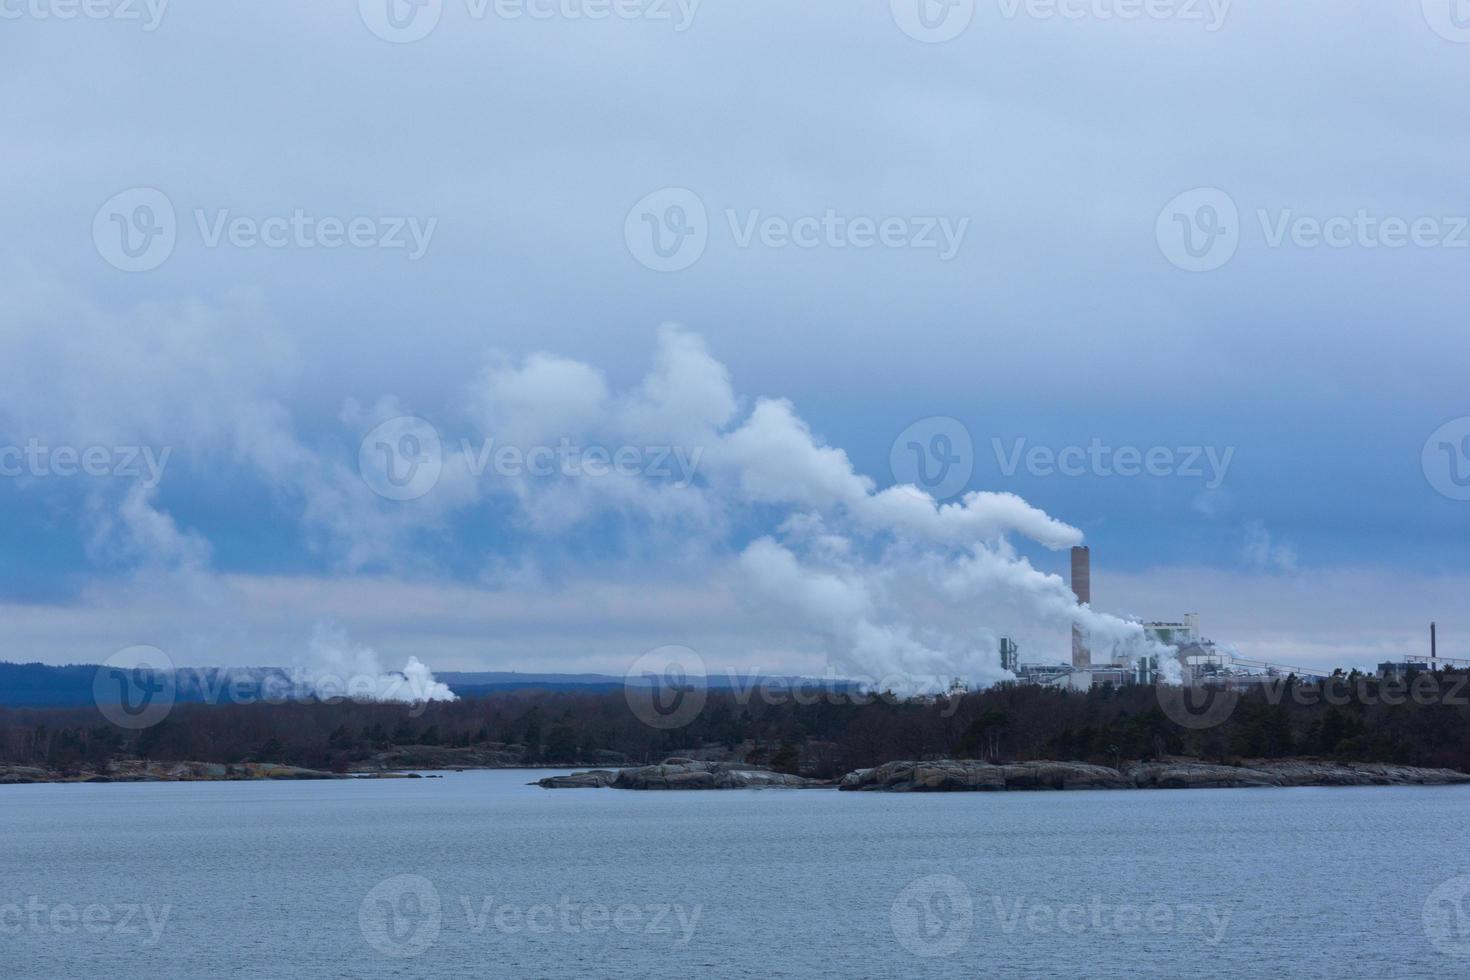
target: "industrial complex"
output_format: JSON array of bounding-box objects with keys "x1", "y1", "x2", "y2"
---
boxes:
[{"x1": 1003, "y1": 547, "x2": 1449, "y2": 690}]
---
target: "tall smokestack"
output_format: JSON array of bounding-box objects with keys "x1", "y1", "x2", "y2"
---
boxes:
[
  {"x1": 1432, "y1": 621, "x2": 1437, "y2": 665},
  {"x1": 1071, "y1": 546, "x2": 1091, "y2": 669}
]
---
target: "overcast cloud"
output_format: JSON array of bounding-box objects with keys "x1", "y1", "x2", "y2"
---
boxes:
[{"x1": 1, "y1": 1, "x2": 1467, "y2": 675}]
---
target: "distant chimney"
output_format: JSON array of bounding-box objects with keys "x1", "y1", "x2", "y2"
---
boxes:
[
  {"x1": 1432, "y1": 621, "x2": 1438, "y2": 664},
  {"x1": 999, "y1": 637, "x2": 1019, "y2": 673},
  {"x1": 1071, "y1": 546, "x2": 1091, "y2": 669}
]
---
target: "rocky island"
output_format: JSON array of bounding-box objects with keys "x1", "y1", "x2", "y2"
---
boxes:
[
  {"x1": 535, "y1": 757, "x2": 1470, "y2": 792},
  {"x1": 838, "y1": 758, "x2": 1470, "y2": 791},
  {"x1": 538, "y1": 759, "x2": 828, "y2": 789}
]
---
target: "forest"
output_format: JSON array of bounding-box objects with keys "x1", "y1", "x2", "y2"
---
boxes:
[{"x1": 4, "y1": 670, "x2": 1469, "y2": 778}]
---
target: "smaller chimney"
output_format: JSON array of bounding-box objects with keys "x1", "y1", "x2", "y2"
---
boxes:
[{"x1": 1432, "y1": 621, "x2": 1438, "y2": 664}]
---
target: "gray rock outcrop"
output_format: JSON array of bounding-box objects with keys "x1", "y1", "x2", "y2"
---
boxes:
[
  {"x1": 536, "y1": 770, "x2": 616, "y2": 789},
  {"x1": 838, "y1": 758, "x2": 1470, "y2": 792},
  {"x1": 537, "y1": 760, "x2": 823, "y2": 790},
  {"x1": 838, "y1": 760, "x2": 1132, "y2": 792},
  {"x1": 1124, "y1": 761, "x2": 1283, "y2": 789},
  {"x1": 1246, "y1": 759, "x2": 1470, "y2": 787}
]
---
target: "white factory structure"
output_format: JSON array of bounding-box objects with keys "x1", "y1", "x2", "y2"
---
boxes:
[
  {"x1": 982, "y1": 548, "x2": 1445, "y2": 693},
  {"x1": 1003, "y1": 546, "x2": 1302, "y2": 690}
]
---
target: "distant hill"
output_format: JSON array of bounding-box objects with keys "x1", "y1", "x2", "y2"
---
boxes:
[{"x1": 0, "y1": 662, "x2": 105, "y2": 707}]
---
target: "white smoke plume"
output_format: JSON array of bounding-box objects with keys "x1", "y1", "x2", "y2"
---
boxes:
[
  {"x1": 463, "y1": 327, "x2": 1170, "y2": 691},
  {"x1": 302, "y1": 623, "x2": 457, "y2": 704},
  {"x1": 0, "y1": 281, "x2": 1169, "y2": 686}
]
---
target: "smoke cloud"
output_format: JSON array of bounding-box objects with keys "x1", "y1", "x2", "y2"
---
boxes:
[
  {"x1": 302, "y1": 623, "x2": 457, "y2": 704},
  {"x1": 0, "y1": 287, "x2": 1168, "y2": 685},
  {"x1": 462, "y1": 327, "x2": 1167, "y2": 690}
]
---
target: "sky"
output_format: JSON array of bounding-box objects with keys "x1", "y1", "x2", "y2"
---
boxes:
[{"x1": 1, "y1": 0, "x2": 1468, "y2": 680}]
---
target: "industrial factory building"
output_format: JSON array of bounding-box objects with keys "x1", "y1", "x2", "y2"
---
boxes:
[
  {"x1": 1006, "y1": 546, "x2": 1261, "y2": 690},
  {"x1": 994, "y1": 547, "x2": 1437, "y2": 692}
]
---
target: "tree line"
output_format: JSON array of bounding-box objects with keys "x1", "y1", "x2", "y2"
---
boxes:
[{"x1": 4, "y1": 671, "x2": 1469, "y2": 778}]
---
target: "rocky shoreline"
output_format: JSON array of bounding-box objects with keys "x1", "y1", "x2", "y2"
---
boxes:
[
  {"x1": 535, "y1": 757, "x2": 1470, "y2": 792},
  {"x1": 10, "y1": 756, "x2": 1469, "y2": 790},
  {"x1": 0, "y1": 761, "x2": 433, "y2": 784},
  {"x1": 0, "y1": 745, "x2": 623, "y2": 784},
  {"x1": 840, "y1": 758, "x2": 1470, "y2": 791},
  {"x1": 538, "y1": 759, "x2": 828, "y2": 790}
]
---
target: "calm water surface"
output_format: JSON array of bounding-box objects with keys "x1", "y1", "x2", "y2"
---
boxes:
[{"x1": 4, "y1": 771, "x2": 1469, "y2": 978}]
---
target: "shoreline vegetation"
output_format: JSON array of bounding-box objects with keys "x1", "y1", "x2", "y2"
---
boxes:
[{"x1": 7, "y1": 674, "x2": 1470, "y2": 787}]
